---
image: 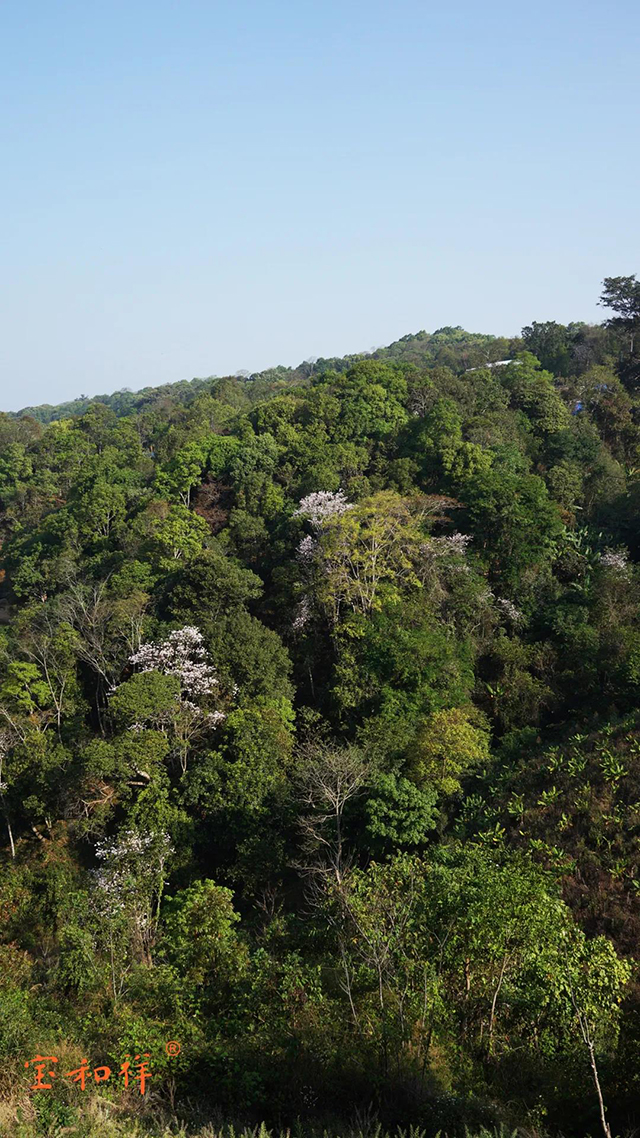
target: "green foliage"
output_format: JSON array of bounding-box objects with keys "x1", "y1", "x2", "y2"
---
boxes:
[
  {"x1": 160, "y1": 879, "x2": 244, "y2": 986},
  {"x1": 202, "y1": 697, "x2": 295, "y2": 813},
  {"x1": 0, "y1": 661, "x2": 51, "y2": 714},
  {"x1": 364, "y1": 771, "x2": 439, "y2": 849},
  {"x1": 109, "y1": 672, "x2": 181, "y2": 728},
  {"x1": 2, "y1": 293, "x2": 640, "y2": 1135},
  {"x1": 407, "y1": 706, "x2": 490, "y2": 796},
  {"x1": 167, "y1": 546, "x2": 263, "y2": 620},
  {"x1": 148, "y1": 503, "x2": 210, "y2": 568}
]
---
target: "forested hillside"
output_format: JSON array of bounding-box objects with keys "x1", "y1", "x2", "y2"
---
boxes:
[
  {"x1": 2, "y1": 277, "x2": 640, "y2": 1137},
  {"x1": 9, "y1": 326, "x2": 520, "y2": 425}
]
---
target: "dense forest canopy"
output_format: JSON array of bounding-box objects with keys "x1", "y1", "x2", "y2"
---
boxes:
[{"x1": 2, "y1": 276, "x2": 640, "y2": 1136}]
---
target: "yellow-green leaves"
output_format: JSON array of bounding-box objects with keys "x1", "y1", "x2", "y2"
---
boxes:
[{"x1": 407, "y1": 706, "x2": 490, "y2": 796}]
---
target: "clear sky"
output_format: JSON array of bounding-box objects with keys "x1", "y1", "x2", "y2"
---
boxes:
[{"x1": 1, "y1": 1, "x2": 639, "y2": 411}]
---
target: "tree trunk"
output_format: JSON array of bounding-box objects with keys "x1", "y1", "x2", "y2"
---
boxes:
[
  {"x1": 488, "y1": 953, "x2": 510, "y2": 1056},
  {"x1": 6, "y1": 815, "x2": 15, "y2": 860},
  {"x1": 584, "y1": 1027, "x2": 612, "y2": 1138}
]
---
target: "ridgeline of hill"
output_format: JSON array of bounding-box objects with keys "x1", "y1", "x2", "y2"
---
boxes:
[{"x1": 8, "y1": 327, "x2": 520, "y2": 423}]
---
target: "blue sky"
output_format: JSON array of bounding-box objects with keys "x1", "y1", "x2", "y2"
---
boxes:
[{"x1": 1, "y1": 0, "x2": 639, "y2": 411}]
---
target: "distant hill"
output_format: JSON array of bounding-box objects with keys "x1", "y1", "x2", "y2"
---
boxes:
[{"x1": 8, "y1": 326, "x2": 520, "y2": 423}]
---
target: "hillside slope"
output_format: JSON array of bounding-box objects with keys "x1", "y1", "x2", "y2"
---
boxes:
[{"x1": 1, "y1": 291, "x2": 640, "y2": 1135}]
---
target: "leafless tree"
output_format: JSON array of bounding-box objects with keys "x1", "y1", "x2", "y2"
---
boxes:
[
  {"x1": 295, "y1": 742, "x2": 369, "y2": 886},
  {"x1": 15, "y1": 604, "x2": 76, "y2": 738},
  {"x1": 58, "y1": 580, "x2": 147, "y2": 729}
]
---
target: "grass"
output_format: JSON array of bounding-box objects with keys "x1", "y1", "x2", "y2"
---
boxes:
[
  {"x1": 0, "y1": 1099, "x2": 535, "y2": 1138},
  {"x1": 0, "y1": 1103, "x2": 627, "y2": 1138}
]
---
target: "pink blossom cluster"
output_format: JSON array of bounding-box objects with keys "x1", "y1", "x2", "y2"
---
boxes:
[
  {"x1": 205, "y1": 710, "x2": 226, "y2": 727},
  {"x1": 431, "y1": 532, "x2": 472, "y2": 557},
  {"x1": 496, "y1": 597, "x2": 524, "y2": 623},
  {"x1": 292, "y1": 490, "x2": 352, "y2": 633},
  {"x1": 129, "y1": 626, "x2": 219, "y2": 696},
  {"x1": 600, "y1": 550, "x2": 630, "y2": 574},
  {"x1": 94, "y1": 830, "x2": 173, "y2": 918},
  {"x1": 294, "y1": 489, "x2": 352, "y2": 532},
  {"x1": 180, "y1": 700, "x2": 226, "y2": 727},
  {"x1": 95, "y1": 829, "x2": 162, "y2": 862},
  {"x1": 292, "y1": 596, "x2": 313, "y2": 632},
  {"x1": 296, "y1": 534, "x2": 318, "y2": 565}
]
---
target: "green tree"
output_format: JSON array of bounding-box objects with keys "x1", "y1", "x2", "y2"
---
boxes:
[
  {"x1": 599, "y1": 274, "x2": 640, "y2": 385},
  {"x1": 407, "y1": 706, "x2": 490, "y2": 796}
]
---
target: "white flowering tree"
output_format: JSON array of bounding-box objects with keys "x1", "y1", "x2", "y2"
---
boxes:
[
  {"x1": 600, "y1": 549, "x2": 630, "y2": 576},
  {"x1": 111, "y1": 627, "x2": 227, "y2": 773},
  {"x1": 294, "y1": 489, "x2": 353, "y2": 531},
  {"x1": 94, "y1": 828, "x2": 173, "y2": 988},
  {"x1": 129, "y1": 626, "x2": 219, "y2": 695},
  {"x1": 430, "y1": 532, "x2": 472, "y2": 558},
  {"x1": 291, "y1": 491, "x2": 353, "y2": 632},
  {"x1": 495, "y1": 596, "x2": 524, "y2": 624}
]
